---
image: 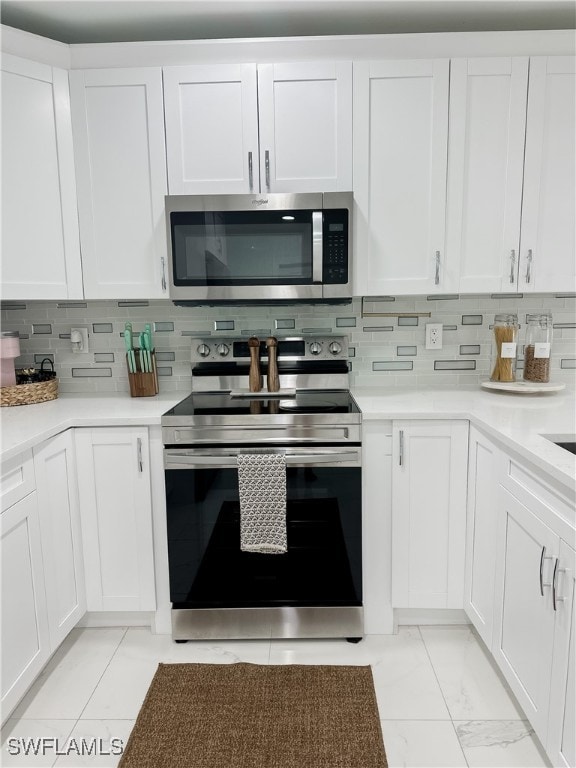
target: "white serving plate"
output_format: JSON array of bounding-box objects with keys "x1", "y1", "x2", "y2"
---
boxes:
[{"x1": 481, "y1": 380, "x2": 566, "y2": 394}]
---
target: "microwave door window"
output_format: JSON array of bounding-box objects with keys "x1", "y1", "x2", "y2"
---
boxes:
[
  {"x1": 227, "y1": 228, "x2": 311, "y2": 282},
  {"x1": 171, "y1": 211, "x2": 313, "y2": 286}
]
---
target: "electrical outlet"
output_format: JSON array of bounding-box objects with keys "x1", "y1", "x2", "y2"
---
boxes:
[{"x1": 425, "y1": 323, "x2": 443, "y2": 350}]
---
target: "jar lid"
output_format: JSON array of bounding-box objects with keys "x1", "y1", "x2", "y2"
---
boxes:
[
  {"x1": 0, "y1": 330, "x2": 19, "y2": 338},
  {"x1": 494, "y1": 313, "x2": 518, "y2": 323},
  {"x1": 526, "y1": 313, "x2": 552, "y2": 323}
]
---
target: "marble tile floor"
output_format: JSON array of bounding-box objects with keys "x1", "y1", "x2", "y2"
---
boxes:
[{"x1": 1, "y1": 624, "x2": 551, "y2": 768}]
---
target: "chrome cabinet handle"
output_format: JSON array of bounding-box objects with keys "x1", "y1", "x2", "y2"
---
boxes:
[
  {"x1": 553, "y1": 559, "x2": 567, "y2": 611},
  {"x1": 435, "y1": 251, "x2": 440, "y2": 286},
  {"x1": 248, "y1": 151, "x2": 254, "y2": 192},
  {"x1": 540, "y1": 547, "x2": 554, "y2": 595},
  {"x1": 509, "y1": 250, "x2": 516, "y2": 284},
  {"x1": 265, "y1": 150, "x2": 270, "y2": 191},
  {"x1": 399, "y1": 430, "x2": 404, "y2": 466},
  {"x1": 137, "y1": 438, "x2": 143, "y2": 473},
  {"x1": 161, "y1": 257, "x2": 167, "y2": 292},
  {"x1": 525, "y1": 249, "x2": 533, "y2": 284}
]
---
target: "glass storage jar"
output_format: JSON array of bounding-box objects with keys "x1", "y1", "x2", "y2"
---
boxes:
[
  {"x1": 490, "y1": 313, "x2": 519, "y2": 382},
  {"x1": 523, "y1": 313, "x2": 553, "y2": 383}
]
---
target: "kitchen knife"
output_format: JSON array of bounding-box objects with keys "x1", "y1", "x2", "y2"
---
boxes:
[
  {"x1": 139, "y1": 332, "x2": 149, "y2": 372},
  {"x1": 144, "y1": 323, "x2": 154, "y2": 373},
  {"x1": 124, "y1": 322, "x2": 136, "y2": 373}
]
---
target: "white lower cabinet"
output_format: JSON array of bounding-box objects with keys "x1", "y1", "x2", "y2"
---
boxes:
[
  {"x1": 493, "y1": 484, "x2": 576, "y2": 764},
  {"x1": 464, "y1": 426, "x2": 500, "y2": 647},
  {"x1": 391, "y1": 420, "x2": 468, "y2": 609},
  {"x1": 548, "y1": 540, "x2": 576, "y2": 768},
  {"x1": 362, "y1": 420, "x2": 393, "y2": 634},
  {"x1": 1, "y1": 435, "x2": 86, "y2": 722},
  {"x1": 75, "y1": 427, "x2": 156, "y2": 612},
  {"x1": 1, "y1": 491, "x2": 50, "y2": 720},
  {"x1": 493, "y1": 487, "x2": 557, "y2": 742},
  {"x1": 33, "y1": 431, "x2": 86, "y2": 648}
]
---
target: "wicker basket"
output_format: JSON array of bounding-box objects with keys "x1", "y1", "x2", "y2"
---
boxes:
[{"x1": 0, "y1": 377, "x2": 58, "y2": 406}]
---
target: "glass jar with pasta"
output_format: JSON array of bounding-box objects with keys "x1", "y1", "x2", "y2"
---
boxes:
[{"x1": 490, "y1": 313, "x2": 519, "y2": 382}]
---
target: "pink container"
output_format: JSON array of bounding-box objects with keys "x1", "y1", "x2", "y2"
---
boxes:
[{"x1": 0, "y1": 332, "x2": 21, "y2": 387}]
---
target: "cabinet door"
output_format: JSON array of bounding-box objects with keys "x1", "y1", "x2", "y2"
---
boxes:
[
  {"x1": 493, "y1": 487, "x2": 557, "y2": 744},
  {"x1": 392, "y1": 420, "x2": 468, "y2": 609},
  {"x1": 1, "y1": 54, "x2": 82, "y2": 300},
  {"x1": 548, "y1": 540, "x2": 575, "y2": 768},
  {"x1": 362, "y1": 421, "x2": 394, "y2": 634},
  {"x1": 33, "y1": 431, "x2": 85, "y2": 648},
  {"x1": 464, "y1": 427, "x2": 500, "y2": 647},
  {"x1": 70, "y1": 68, "x2": 168, "y2": 299},
  {"x1": 519, "y1": 56, "x2": 576, "y2": 293},
  {"x1": 447, "y1": 58, "x2": 528, "y2": 293},
  {"x1": 354, "y1": 60, "x2": 451, "y2": 295},
  {"x1": 1, "y1": 492, "x2": 50, "y2": 721},
  {"x1": 75, "y1": 428, "x2": 156, "y2": 612},
  {"x1": 257, "y1": 62, "x2": 352, "y2": 193},
  {"x1": 164, "y1": 63, "x2": 259, "y2": 194}
]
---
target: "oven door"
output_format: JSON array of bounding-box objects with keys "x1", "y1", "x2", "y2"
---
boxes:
[
  {"x1": 166, "y1": 196, "x2": 324, "y2": 301},
  {"x1": 164, "y1": 446, "x2": 362, "y2": 612}
]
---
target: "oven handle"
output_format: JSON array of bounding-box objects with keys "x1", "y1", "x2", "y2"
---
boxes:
[{"x1": 164, "y1": 448, "x2": 360, "y2": 469}]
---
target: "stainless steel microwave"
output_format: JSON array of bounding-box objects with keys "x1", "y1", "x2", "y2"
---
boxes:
[{"x1": 165, "y1": 192, "x2": 353, "y2": 303}]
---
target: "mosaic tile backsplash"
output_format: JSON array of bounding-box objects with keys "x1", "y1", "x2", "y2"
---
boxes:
[{"x1": 2, "y1": 294, "x2": 574, "y2": 394}]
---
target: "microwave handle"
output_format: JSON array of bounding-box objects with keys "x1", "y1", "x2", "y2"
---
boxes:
[{"x1": 312, "y1": 211, "x2": 323, "y2": 283}]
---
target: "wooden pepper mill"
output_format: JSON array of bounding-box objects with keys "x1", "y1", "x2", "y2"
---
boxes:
[
  {"x1": 266, "y1": 336, "x2": 280, "y2": 392},
  {"x1": 248, "y1": 336, "x2": 261, "y2": 392}
]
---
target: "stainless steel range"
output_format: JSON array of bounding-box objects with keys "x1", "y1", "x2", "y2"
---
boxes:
[{"x1": 161, "y1": 336, "x2": 362, "y2": 641}]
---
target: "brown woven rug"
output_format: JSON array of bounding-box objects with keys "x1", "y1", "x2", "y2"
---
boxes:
[{"x1": 119, "y1": 662, "x2": 387, "y2": 768}]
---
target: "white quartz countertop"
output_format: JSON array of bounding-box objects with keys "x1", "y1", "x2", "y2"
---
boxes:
[
  {"x1": 0, "y1": 392, "x2": 184, "y2": 461},
  {"x1": 1, "y1": 386, "x2": 574, "y2": 497},
  {"x1": 353, "y1": 385, "x2": 576, "y2": 497}
]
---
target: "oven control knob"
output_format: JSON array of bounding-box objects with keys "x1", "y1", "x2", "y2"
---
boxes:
[
  {"x1": 328, "y1": 341, "x2": 342, "y2": 356},
  {"x1": 309, "y1": 342, "x2": 323, "y2": 356},
  {"x1": 216, "y1": 343, "x2": 230, "y2": 357},
  {"x1": 197, "y1": 343, "x2": 211, "y2": 358}
]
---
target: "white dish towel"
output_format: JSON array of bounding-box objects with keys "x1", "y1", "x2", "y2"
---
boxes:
[{"x1": 237, "y1": 453, "x2": 287, "y2": 554}]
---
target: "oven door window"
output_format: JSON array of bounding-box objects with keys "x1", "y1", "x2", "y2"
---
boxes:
[
  {"x1": 170, "y1": 210, "x2": 314, "y2": 286},
  {"x1": 165, "y1": 466, "x2": 362, "y2": 609}
]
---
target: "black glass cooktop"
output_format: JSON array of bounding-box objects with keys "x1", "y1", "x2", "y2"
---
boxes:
[{"x1": 163, "y1": 390, "x2": 360, "y2": 417}]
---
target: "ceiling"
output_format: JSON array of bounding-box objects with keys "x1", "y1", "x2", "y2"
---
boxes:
[{"x1": 1, "y1": 0, "x2": 575, "y2": 45}]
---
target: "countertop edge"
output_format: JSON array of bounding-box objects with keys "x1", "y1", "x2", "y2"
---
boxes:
[{"x1": 1, "y1": 388, "x2": 574, "y2": 498}]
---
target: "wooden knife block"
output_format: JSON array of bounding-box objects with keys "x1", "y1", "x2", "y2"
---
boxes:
[{"x1": 127, "y1": 350, "x2": 159, "y2": 397}]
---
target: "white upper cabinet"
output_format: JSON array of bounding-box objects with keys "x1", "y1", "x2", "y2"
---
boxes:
[
  {"x1": 163, "y1": 61, "x2": 352, "y2": 195},
  {"x1": 519, "y1": 56, "x2": 576, "y2": 293},
  {"x1": 354, "y1": 60, "x2": 454, "y2": 296},
  {"x1": 257, "y1": 62, "x2": 352, "y2": 193},
  {"x1": 448, "y1": 55, "x2": 575, "y2": 294},
  {"x1": 447, "y1": 58, "x2": 528, "y2": 293},
  {"x1": 70, "y1": 68, "x2": 169, "y2": 299},
  {"x1": 1, "y1": 54, "x2": 83, "y2": 300},
  {"x1": 163, "y1": 64, "x2": 259, "y2": 195}
]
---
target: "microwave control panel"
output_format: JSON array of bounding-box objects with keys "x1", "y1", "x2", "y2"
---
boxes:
[{"x1": 323, "y1": 210, "x2": 349, "y2": 284}]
